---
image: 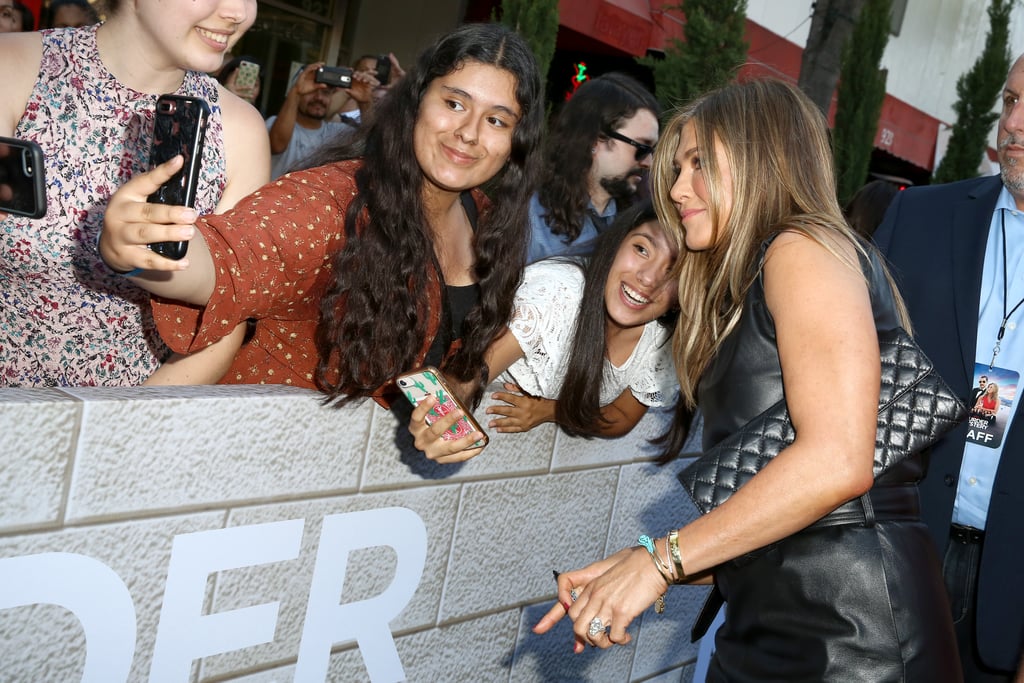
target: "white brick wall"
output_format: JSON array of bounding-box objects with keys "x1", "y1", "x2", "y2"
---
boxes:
[{"x1": 0, "y1": 385, "x2": 704, "y2": 683}]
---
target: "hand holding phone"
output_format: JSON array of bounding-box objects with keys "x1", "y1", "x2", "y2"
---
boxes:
[
  {"x1": 233, "y1": 60, "x2": 260, "y2": 103},
  {"x1": 376, "y1": 54, "x2": 392, "y2": 86},
  {"x1": 314, "y1": 66, "x2": 353, "y2": 89},
  {"x1": 146, "y1": 94, "x2": 211, "y2": 259},
  {"x1": 398, "y1": 366, "x2": 488, "y2": 455},
  {"x1": 0, "y1": 136, "x2": 46, "y2": 219}
]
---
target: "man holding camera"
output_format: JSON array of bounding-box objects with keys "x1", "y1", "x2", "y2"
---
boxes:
[
  {"x1": 328, "y1": 54, "x2": 398, "y2": 127},
  {"x1": 266, "y1": 62, "x2": 376, "y2": 180}
]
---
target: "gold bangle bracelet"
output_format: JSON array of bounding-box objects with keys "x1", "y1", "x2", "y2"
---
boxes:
[
  {"x1": 646, "y1": 542, "x2": 673, "y2": 583},
  {"x1": 668, "y1": 530, "x2": 687, "y2": 583},
  {"x1": 638, "y1": 535, "x2": 673, "y2": 584},
  {"x1": 644, "y1": 547, "x2": 670, "y2": 613}
]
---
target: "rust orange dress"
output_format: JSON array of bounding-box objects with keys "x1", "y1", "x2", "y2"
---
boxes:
[{"x1": 152, "y1": 159, "x2": 483, "y2": 400}]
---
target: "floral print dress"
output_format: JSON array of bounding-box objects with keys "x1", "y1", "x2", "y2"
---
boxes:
[{"x1": 0, "y1": 25, "x2": 226, "y2": 386}]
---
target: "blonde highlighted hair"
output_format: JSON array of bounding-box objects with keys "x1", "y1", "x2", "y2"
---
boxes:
[{"x1": 650, "y1": 78, "x2": 909, "y2": 407}]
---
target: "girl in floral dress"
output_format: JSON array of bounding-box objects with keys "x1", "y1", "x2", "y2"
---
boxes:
[
  {"x1": 99, "y1": 24, "x2": 544, "y2": 464},
  {"x1": 0, "y1": 0, "x2": 268, "y2": 386}
]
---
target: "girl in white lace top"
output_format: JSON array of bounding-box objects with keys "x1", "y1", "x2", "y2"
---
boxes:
[{"x1": 483, "y1": 200, "x2": 680, "y2": 437}]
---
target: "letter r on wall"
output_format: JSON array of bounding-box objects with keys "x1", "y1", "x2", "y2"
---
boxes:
[{"x1": 295, "y1": 507, "x2": 427, "y2": 683}]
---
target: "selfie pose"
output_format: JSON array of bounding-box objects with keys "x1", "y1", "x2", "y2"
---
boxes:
[
  {"x1": 0, "y1": 0, "x2": 269, "y2": 386},
  {"x1": 412, "y1": 201, "x2": 681, "y2": 459},
  {"x1": 99, "y1": 23, "x2": 543, "y2": 462},
  {"x1": 535, "y1": 79, "x2": 960, "y2": 680},
  {"x1": 482, "y1": 202, "x2": 679, "y2": 438}
]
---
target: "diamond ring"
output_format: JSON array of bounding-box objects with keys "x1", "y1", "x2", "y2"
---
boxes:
[{"x1": 588, "y1": 617, "x2": 605, "y2": 637}]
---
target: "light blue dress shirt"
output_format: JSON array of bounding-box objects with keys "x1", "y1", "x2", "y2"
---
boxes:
[
  {"x1": 525, "y1": 192, "x2": 616, "y2": 263},
  {"x1": 953, "y1": 186, "x2": 1024, "y2": 529}
]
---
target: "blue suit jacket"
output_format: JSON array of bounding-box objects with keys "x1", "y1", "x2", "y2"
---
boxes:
[{"x1": 875, "y1": 174, "x2": 1024, "y2": 671}]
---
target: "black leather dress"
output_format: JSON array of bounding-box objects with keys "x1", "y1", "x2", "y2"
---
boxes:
[{"x1": 698, "y1": 243, "x2": 961, "y2": 682}]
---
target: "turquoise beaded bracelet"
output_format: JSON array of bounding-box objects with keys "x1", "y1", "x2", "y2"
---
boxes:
[{"x1": 637, "y1": 534, "x2": 669, "y2": 613}]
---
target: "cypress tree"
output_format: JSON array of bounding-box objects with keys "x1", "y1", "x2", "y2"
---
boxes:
[
  {"x1": 832, "y1": 0, "x2": 892, "y2": 205},
  {"x1": 933, "y1": 0, "x2": 1012, "y2": 184},
  {"x1": 494, "y1": 0, "x2": 559, "y2": 93},
  {"x1": 638, "y1": 0, "x2": 748, "y2": 111},
  {"x1": 798, "y1": 0, "x2": 867, "y2": 115}
]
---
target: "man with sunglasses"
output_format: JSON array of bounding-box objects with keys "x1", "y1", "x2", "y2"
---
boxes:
[{"x1": 527, "y1": 72, "x2": 659, "y2": 263}]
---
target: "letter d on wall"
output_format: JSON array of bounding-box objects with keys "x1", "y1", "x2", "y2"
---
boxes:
[
  {"x1": 295, "y1": 507, "x2": 427, "y2": 682},
  {"x1": 0, "y1": 552, "x2": 136, "y2": 683}
]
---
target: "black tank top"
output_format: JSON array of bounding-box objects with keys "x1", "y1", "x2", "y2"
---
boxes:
[{"x1": 422, "y1": 192, "x2": 480, "y2": 368}]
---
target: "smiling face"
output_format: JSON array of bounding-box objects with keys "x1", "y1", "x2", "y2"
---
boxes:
[
  {"x1": 669, "y1": 121, "x2": 734, "y2": 252},
  {"x1": 604, "y1": 220, "x2": 678, "y2": 333},
  {"x1": 413, "y1": 60, "x2": 520, "y2": 198},
  {"x1": 134, "y1": 0, "x2": 257, "y2": 74}
]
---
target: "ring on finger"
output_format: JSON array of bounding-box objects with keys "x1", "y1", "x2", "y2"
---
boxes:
[{"x1": 588, "y1": 617, "x2": 607, "y2": 637}]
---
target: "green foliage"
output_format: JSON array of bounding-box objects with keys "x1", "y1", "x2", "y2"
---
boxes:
[
  {"x1": 833, "y1": 0, "x2": 891, "y2": 205},
  {"x1": 493, "y1": 0, "x2": 559, "y2": 93},
  {"x1": 933, "y1": 0, "x2": 1012, "y2": 184},
  {"x1": 637, "y1": 0, "x2": 749, "y2": 112}
]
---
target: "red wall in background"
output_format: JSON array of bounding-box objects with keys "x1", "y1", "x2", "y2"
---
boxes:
[
  {"x1": 21, "y1": 0, "x2": 41, "y2": 29},
  {"x1": 464, "y1": 0, "x2": 941, "y2": 173}
]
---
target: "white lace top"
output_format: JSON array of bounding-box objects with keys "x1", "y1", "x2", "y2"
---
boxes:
[{"x1": 499, "y1": 261, "x2": 678, "y2": 407}]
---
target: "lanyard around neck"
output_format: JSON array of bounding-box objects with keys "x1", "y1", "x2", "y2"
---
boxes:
[{"x1": 989, "y1": 210, "x2": 1024, "y2": 369}]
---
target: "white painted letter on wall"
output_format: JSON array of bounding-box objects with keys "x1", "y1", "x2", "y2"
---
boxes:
[
  {"x1": 0, "y1": 552, "x2": 137, "y2": 683},
  {"x1": 149, "y1": 519, "x2": 305, "y2": 683},
  {"x1": 295, "y1": 507, "x2": 427, "y2": 682}
]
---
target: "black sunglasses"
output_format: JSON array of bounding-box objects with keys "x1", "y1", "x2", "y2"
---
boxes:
[{"x1": 605, "y1": 130, "x2": 655, "y2": 161}]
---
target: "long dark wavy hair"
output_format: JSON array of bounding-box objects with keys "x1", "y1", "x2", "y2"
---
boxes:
[
  {"x1": 538, "y1": 73, "x2": 659, "y2": 243},
  {"x1": 311, "y1": 23, "x2": 543, "y2": 407},
  {"x1": 553, "y1": 200, "x2": 681, "y2": 441}
]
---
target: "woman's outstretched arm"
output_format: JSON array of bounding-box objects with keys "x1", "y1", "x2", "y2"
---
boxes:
[{"x1": 99, "y1": 156, "x2": 217, "y2": 306}]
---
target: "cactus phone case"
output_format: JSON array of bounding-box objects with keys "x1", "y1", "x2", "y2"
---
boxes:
[
  {"x1": 146, "y1": 94, "x2": 211, "y2": 259},
  {"x1": 0, "y1": 137, "x2": 46, "y2": 219},
  {"x1": 396, "y1": 367, "x2": 488, "y2": 449}
]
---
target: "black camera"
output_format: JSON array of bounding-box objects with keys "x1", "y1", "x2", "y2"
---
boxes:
[{"x1": 314, "y1": 65, "x2": 353, "y2": 89}]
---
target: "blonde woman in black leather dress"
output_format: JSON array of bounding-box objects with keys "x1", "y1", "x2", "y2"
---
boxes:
[{"x1": 535, "y1": 79, "x2": 961, "y2": 682}]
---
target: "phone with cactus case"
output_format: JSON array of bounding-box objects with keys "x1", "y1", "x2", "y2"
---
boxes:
[{"x1": 396, "y1": 366, "x2": 487, "y2": 449}]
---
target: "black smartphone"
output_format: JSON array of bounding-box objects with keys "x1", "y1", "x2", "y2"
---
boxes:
[
  {"x1": 146, "y1": 94, "x2": 211, "y2": 260},
  {"x1": 0, "y1": 136, "x2": 46, "y2": 219},
  {"x1": 375, "y1": 55, "x2": 391, "y2": 86},
  {"x1": 314, "y1": 66, "x2": 352, "y2": 89}
]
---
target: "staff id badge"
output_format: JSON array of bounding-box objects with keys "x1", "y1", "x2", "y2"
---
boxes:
[{"x1": 966, "y1": 362, "x2": 1018, "y2": 448}]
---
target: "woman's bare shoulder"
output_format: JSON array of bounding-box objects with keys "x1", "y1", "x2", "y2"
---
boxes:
[
  {"x1": 216, "y1": 82, "x2": 272, "y2": 207},
  {"x1": 0, "y1": 32, "x2": 43, "y2": 136}
]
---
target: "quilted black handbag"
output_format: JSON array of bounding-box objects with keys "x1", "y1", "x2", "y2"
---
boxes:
[{"x1": 680, "y1": 326, "x2": 969, "y2": 515}]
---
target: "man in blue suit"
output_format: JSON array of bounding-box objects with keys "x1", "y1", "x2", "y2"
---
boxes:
[{"x1": 875, "y1": 55, "x2": 1024, "y2": 682}]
